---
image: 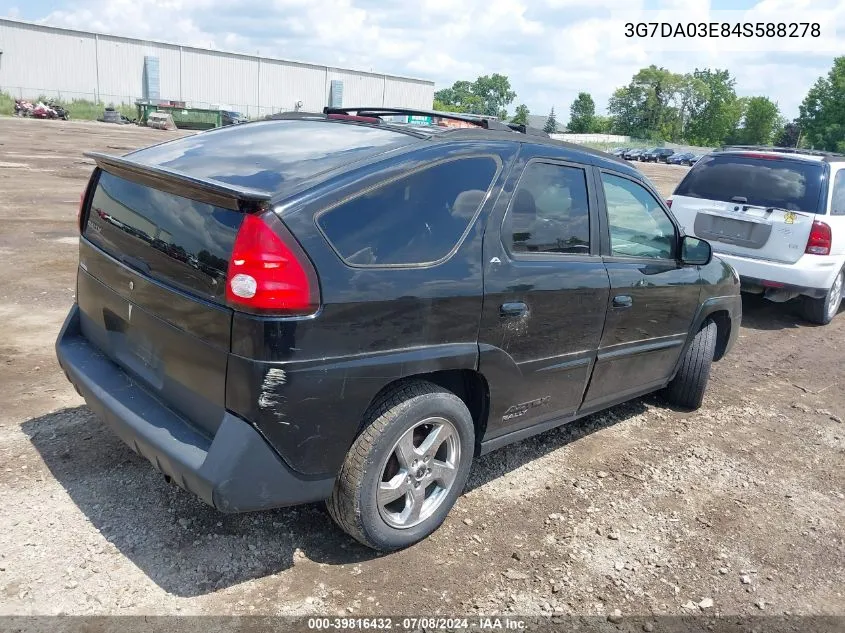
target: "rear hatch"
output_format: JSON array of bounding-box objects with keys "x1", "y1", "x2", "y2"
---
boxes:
[
  {"x1": 670, "y1": 153, "x2": 826, "y2": 264},
  {"x1": 75, "y1": 120, "x2": 414, "y2": 437},
  {"x1": 77, "y1": 160, "x2": 267, "y2": 437}
]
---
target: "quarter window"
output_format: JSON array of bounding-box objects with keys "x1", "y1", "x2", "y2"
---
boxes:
[
  {"x1": 831, "y1": 169, "x2": 845, "y2": 216},
  {"x1": 503, "y1": 162, "x2": 591, "y2": 255},
  {"x1": 317, "y1": 157, "x2": 498, "y2": 266},
  {"x1": 601, "y1": 173, "x2": 676, "y2": 259}
]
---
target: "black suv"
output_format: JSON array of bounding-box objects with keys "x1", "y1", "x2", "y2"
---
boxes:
[{"x1": 56, "y1": 108, "x2": 741, "y2": 551}]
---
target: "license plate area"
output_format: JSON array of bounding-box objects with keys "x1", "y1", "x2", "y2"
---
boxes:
[
  {"x1": 103, "y1": 304, "x2": 165, "y2": 390},
  {"x1": 694, "y1": 212, "x2": 772, "y2": 249}
]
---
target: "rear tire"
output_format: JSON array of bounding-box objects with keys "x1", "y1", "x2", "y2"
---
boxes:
[
  {"x1": 662, "y1": 320, "x2": 717, "y2": 410},
  {"x1": 800, "y1": 269, "x2": 843, "y2": 325},
  {"x1": 327, "y1": 380, "x2": 475, "y2": 552}
]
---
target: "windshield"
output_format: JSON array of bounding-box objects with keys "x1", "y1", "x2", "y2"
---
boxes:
[{"x1": 674, "y1": 154, "x2": 825, "y2": 212}]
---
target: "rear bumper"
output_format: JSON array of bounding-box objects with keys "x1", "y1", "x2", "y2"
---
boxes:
[
  {"x1": 55, "y1": 304, "x2": 334, "y2": 513},
  {"x1": 715, "y1": 251, "x2": 844, "y2": 299}
]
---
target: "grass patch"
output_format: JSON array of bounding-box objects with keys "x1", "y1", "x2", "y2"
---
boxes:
[
  {"x1": 0, "y1": 92, "x2": 14, "y2": 116},
  {"x1": 64, "y1": 99, "x2": 137, "y2": 121}
]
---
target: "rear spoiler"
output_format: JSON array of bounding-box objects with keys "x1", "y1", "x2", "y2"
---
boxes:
[{"x1": 85, "y1": 152, "x2": 273, "y2": 212}]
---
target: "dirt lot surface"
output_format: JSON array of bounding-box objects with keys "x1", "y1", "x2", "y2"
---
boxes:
[{"x1": 0, "y1": 118, "x2": 843, "y2": 619}]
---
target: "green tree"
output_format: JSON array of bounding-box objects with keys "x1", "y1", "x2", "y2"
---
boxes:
[
  {"x1": 775, "y1": 120, "x2": 802, "y2": 147},
  {"x1": 609, "y1": 85, "x2": 646, "y2": 137},
  {"x1": 473, "y1": 73, "x2": 517, "y2": 118},
  {"x1": 798, "y1": 57, "x2": 845, "y2": 152},
  {"x1": 511, "y1": 104, "x2": 530, "y2": 126},
  {"x1": 434, "y1": 74, "x2": 516, "y2": 118},
  {"x1": 433, "y1": 98, "x2": 468, "y2": 113},
  {"x1": 607, "y1": 66, "x2": 686, "y2": 140},
  {"x1": 591, "y1": 115, "x2": 612, "y2": 133},
  {"x1": 685, "y1": 69, "x2": 743, "y2": 146},
  {"x1": 543, "y1": 107, "x2": 559, "y2": 133},
  {"x1": 736, "y1": 96, "x2": 780, "y2": 145},
  {"x1": 568, "y1": 92, "x2": 596, "y2": 133},
  {"x1": 434, "y1": 80, "x2": 482, "y2": 113}
]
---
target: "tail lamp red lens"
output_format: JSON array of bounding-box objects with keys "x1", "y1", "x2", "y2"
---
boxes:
[
  {"x1": 666, "y1": 198, "x2": 673, "y2": 208},
  {"x1": 226, "y1": 212, "x2": 320, "y2": 315},
  {"x1": 805, "y1": 220, "x2": 832, "y2": 256}
]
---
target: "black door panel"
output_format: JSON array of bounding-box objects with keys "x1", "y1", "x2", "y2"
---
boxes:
[
  {"x1": 478, "y1": 155, "x2": 609, "y2": 438},
  {"x1": 583, "y1": 170, "x2": 701, "y2": 408}
]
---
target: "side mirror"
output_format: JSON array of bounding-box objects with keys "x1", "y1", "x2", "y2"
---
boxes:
[{"x1": 680, "y1": 235, "x2": 712, "y2": 266}]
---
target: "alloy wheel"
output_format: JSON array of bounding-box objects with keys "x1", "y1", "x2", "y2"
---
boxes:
[{"x1": 377, "y1": 417, "x2": 460, "y2": 529}]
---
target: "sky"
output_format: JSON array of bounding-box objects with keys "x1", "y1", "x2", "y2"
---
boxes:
[{"x1": 1, "y1": 0, "x2": 842, "y2": 121}]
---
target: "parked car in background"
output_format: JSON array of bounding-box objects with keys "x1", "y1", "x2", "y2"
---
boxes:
[
  {"x1": 654, "y1": 148, "x2": 676, "y2": 163},
  {"x1": 640, "y1": 148, "x2": 674, "y2": 163},
  {"x1": 624, "y1": 148, "x2": 644, "y2": 161},
  {"x1": 638, "y1": 148, "x2": 658, "y2": 161},
  {"x1": 668, "y1": 152, "x2": 692, "y2": 165},
  {"x1": 611, "y1": 147, "x2": 628, "y2": 157},
  {"x1": 56, "y1": 107, "x2": 741, "y2": 552},
  {"x1": 221, "y1": 110, "x2": 248, "y2": 125},
  {"x1": 686, "y1": 154, "x2": 703, "y2": 166},
  {"x1": 668, "y1": 146, "x2": 845, "y2": 324}
]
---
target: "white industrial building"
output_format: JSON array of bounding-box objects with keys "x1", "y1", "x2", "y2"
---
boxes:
[{"x1": 0, "y1": 18, "x2": 435, "y2": 118}]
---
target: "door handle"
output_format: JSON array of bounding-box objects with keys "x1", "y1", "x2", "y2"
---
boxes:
[
  {"x1": 500, "y1": 302, "x2": 528, "y2": 318},
  {"x1": 612, "y1": 295, "x2": 633, "y2": 308}
]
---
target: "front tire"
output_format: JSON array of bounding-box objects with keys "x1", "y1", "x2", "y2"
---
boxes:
[
  {"x1": 327, "y1": 380, "x2": 475, "y2": 551},
  {"x1": 662, "y1": 320, "x2": 717, "y2": 410},
  {"x1": 801, "y1": 269, "x2": 843, "y2": 325}
]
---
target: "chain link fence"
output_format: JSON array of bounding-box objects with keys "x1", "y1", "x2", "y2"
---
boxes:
[{"x1": 550, "y1": 133, "x2": 714, "y2": 156}]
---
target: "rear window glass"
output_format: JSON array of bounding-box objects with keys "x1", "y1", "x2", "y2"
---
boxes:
[
  {"x1": 129, "y1": 120, "x2": 413, "y2": 194},
  {"x1": 317, "y1": 157, "x2": 499, "y2": 266},
  {"x1": 84, "y1": 171, "x2": 243, "y2": 300},
  {"x1": 674, "y1": 154, "x2": 824, "y2": 212}
]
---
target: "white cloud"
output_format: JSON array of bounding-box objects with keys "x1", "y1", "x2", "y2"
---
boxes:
[{"x1": 28, "y1": 0, "x2": 845, "y2": 121}]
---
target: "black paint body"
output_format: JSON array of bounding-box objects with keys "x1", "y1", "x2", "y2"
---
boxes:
[{"x1": 56, "y1": 120, "x2": 742, "y2": 511}]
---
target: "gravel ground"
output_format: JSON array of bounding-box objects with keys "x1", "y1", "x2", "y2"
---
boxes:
[{"x1": 0, "y1": 118, "x2": 843, "y2": 619}]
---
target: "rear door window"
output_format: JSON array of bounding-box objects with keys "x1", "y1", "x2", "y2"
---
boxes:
[
  {"x1": 316, "y1": 156, "x2": 499, "y2": 266},
  {"x1": 674, "y1": 154, "x2": 824, "y2": 212},
  {"x1": 502, "y1": 162, "x2": 591, "y2": 255}
]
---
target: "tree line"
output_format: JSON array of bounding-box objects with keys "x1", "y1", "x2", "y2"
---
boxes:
[{"x1": 433, "y1": 57, "x2": 844, "y2": 152}]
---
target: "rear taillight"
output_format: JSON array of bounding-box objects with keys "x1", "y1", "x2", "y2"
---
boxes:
[
  {"x1": 666, "y1": 198, "x2": 673, "y2": 208},
  {"x1": 226, "y1": 212, "x2": 320, "y2": 315},
  {"x1": 805, "y1": 220, "x2": 832, "y2": 256}
]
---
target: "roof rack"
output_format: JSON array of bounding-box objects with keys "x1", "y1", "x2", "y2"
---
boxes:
[
  {"x1": 322, "y1": 106, "x2": 549, "y2": 137},
  {"x1": 719, "y1": 145, "x2": 845, "y2": 159},
  {"x1": 506, "y1": 122, "x2": 551, "y2": 138},
  {"x1": 264, "y1": 111, "x2": 329, "y2": 121}
]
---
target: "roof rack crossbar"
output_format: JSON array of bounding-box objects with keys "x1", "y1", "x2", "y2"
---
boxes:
[
  {"x1": 507, "y1": 123, "x2": 550, "y2": 138},
  {"x1": 323, "y1": 106, "x2": 526, "y2": 134}
]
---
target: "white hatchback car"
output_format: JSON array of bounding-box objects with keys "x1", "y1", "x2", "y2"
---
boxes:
[{"x1": 667, "y1": 146, "x2": 845, "y2": 325}]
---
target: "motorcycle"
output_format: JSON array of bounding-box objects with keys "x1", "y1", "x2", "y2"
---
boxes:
[
  {"x1": 49, "y1": 100, "x2": 70, "y2": 120},
  {"x1": 29, "y1": 101, "x2": 70, "y2": 120},
  {"x1": 14, "y1": 99, "x2": 34, "y2": 117},
  {"x1": 31, "y1": 102, "x2": 55, "y2": 119}
]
